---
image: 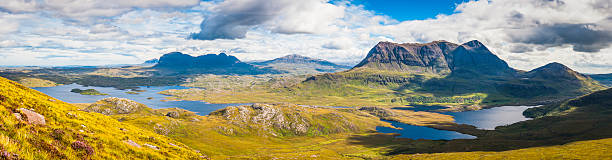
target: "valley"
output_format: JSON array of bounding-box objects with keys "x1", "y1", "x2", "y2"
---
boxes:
[{"x1": 1, "y1": 40, "x2": 611, "y2": 159}]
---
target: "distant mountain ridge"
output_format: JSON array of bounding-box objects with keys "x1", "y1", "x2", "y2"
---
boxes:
[
  {"x1": 251, "y1": 54, "x2": 350, "y2": 74},
  {"x1": 254, "y1": 54, "x2": 348, "y2": 67},
  {"x1": 153, "y1": 52, "x2": 282, "y2": 75}
]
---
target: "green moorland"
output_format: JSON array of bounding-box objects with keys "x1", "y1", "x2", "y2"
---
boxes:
[
  {"x1": 78, "y1": 88, "x2": 612, "y2": 159},
  {"x1": 0, "y1": 77, "x2": 205, "y2": 159},
  {"x1": 158, "y1": 67, "x2": 605, "y2": 110}
]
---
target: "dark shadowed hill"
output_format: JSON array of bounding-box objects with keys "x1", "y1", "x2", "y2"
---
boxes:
[
  {"x1": 153, "y1": 52, "x2": 283, "y2": 75},
  {"x1": 251, "y1": 54, "x2": 350, "y2": 74}
]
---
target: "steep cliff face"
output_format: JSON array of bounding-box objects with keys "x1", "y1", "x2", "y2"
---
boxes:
[
  {"x1": 354, "y1": 40, "x2": 515, "y2": 76},
  {"x1": 354, "y1": 41, "x2": 458, "y2": 74}
]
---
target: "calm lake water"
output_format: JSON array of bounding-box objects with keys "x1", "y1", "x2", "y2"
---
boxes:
[
  {"x1": 377, "y1": 105, "x2": 536, "y2": 140},
  {"x1": 376, "y1": 120, "x2": 476, "y2": 140},
  {"x1": 33, "y1": 84, "x2": 250, "y2": 116},
  {"x1": 34, "y1": 84, "x2": 536, "y2": 140}
]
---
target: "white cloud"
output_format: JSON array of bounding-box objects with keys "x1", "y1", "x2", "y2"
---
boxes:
[
  {"x1": 0, "y1": 0, "x2": 200, "y2": 21},
  {"x1": 0, "y1": 0, "x2": 611, "y2": 74},
  {"x1": 190, "y1": 0, "x2": 347, "y2": 40}
]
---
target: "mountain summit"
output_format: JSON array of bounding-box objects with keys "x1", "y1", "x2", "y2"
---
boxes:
[
  {"x1": 354, "y1": 40, "x2": 515, "y2": 76},
  {"x1": 256, "y1": 54, "x2": 344, "y2": 67}
]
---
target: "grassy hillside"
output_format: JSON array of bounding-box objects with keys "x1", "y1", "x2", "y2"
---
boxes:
[
  {"x1": 79, "y1": 99, "x2": 405, "y2": 159},
  {"x1": 0, "y1": 77, "x2": 204, "y2": 159},
  {"x1": 82, "y1": 91, "x2": 612, "y2": 159},
  {"x1": 17, "y1": 78, "x2": 60, "y2": 87}
]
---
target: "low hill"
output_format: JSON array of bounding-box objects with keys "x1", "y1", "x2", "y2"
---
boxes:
[
  {"x1": 251, "y1": 54, "x2": 350, "y2": 74},
  {"x1": 0, "y1": 77, "x2": 204, "y2": 159}
]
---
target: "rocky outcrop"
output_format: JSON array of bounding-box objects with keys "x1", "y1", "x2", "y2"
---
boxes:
[
  {"x1": 18, "y1": 108, "x2": 46, "y2": 125},
  {"x1": 209, "y1": 103, "x2": 376, "y2": 136},
  {"x1": 166, "y1": 111, "x2": 180, "y2": 118},
  {"x1": 83, "y1": 97, "x2": 147, "y2": 115}
]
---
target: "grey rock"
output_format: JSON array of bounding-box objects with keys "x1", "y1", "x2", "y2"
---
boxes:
[
  {"x1": 143, "y1": 143, "x2": 159, "y2": 150},
  {"x1": 123, "y1": 140, "x2": 141, "y2": 148},
  {"x1": 19, "y1": 108, "x2": 46, "y2": 125},
  {"x1": 166, "y1": 111, "x2": 180, "y2": 118}
]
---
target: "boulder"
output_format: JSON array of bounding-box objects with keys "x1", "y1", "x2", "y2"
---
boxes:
[
  {"x1": 123, "y1": 140, "x2": 141, "y2": 148},
  {"x1": 19, "y1": 108, "x2": 46, "y2": 125},
  {"x1": 143, "y1": 143, "x2": 159, "y2": 150},
  {"x1": 166, "y1": 111, "x2": 180, "y2": 118}
]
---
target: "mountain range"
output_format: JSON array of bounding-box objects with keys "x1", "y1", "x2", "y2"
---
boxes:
[{"x1": 301, "y1": 40, "x2": 605, "y2": 106}]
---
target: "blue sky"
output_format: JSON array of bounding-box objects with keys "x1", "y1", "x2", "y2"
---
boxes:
[
  {"x1": 0, "y1": 0, "x2": 611, "y2": 73},
  {"x1": 351, "y1": 0, "x2": 471, "y2": 20}
]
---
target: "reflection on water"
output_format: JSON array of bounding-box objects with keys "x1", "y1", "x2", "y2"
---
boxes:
[
  {"x1": 376, "y1": 120, "x2": 476, "y2": 140},
  {"x1": 33, "y1": 84, "x2": 250, "y2": 116},
  {"x1": 445, "y1": 106, "x2": 536, "y2": 130},
  {"x1": 380, "y1": 105, "x2": 537, "y2": 139}
]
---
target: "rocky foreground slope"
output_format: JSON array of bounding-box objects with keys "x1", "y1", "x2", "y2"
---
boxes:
[{"x1": 0, "y1": 77, "x2": 204, "y2": 159}]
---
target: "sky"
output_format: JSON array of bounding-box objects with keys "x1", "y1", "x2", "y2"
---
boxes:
[{"x1": 0, "y1": 0, "x2": 611, "y2": 73}]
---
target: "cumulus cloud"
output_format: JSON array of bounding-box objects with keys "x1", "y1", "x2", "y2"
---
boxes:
[
  {"x1": 0, "y1": 0, "x2": 200, "y2": 21},
  {"x1": 509, "y1": 22, "x2": 612, "y2": 52},
  {"x1": 190, "y1": 0, "x2": 345, "y2": 40}
]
